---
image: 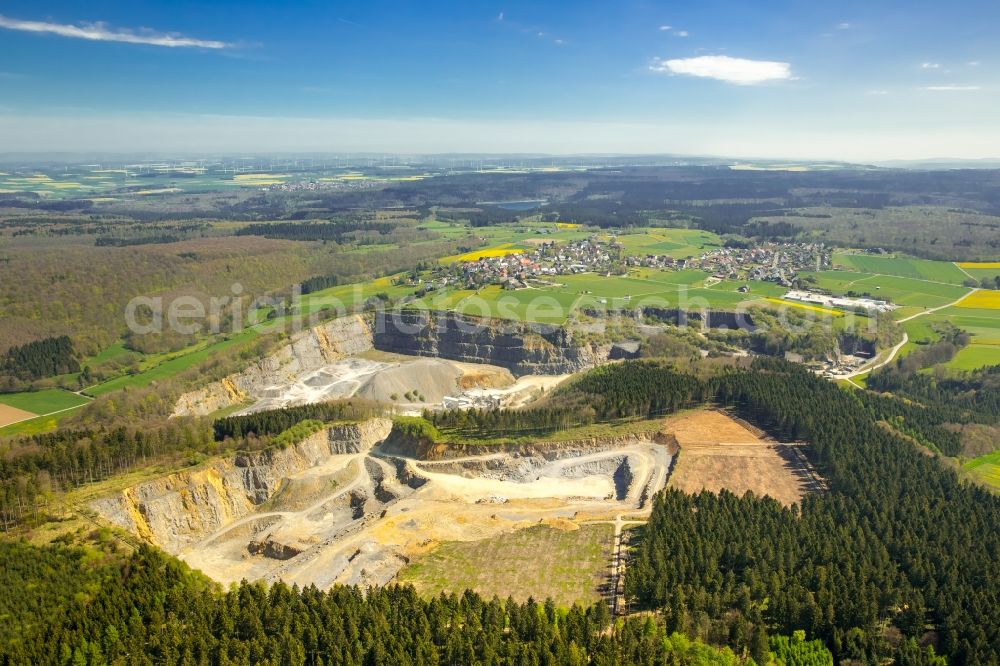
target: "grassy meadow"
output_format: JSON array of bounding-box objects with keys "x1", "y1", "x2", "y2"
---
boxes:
[{"x1": 396, "y1": 524, "x2": 614, "y2": 607}]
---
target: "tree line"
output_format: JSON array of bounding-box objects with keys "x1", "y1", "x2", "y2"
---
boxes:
[
  {"x1": 212, "y1": 399, "x2": 385, "y2": 441},
  {"x1": 0, "y1": 539, "x2": 790, "y2": 666}
]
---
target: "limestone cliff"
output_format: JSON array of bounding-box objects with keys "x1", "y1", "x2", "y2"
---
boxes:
[
  {"x1": 91, "y1": 418, "x2": 391, "y2": 553},
  {"x1": 373, "y1": 310, "x2": 601, "y2": 376},
  {"x1": 172, "y1": 314, "x2": 373, "y2": 416}
]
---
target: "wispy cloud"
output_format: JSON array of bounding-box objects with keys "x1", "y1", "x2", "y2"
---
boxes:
[
  {"x1": 659, "y1": 25, "x2": 689, "y2": 37},
  {"x1": 497, "y1": 12, "x2": 504, "y2": 22},
  {"x1": 867, "y1": 89, "x2": 889, "y2": 95},
  {"x1": 836, "y1": 22, "x2": 852, "y2": 30},
  {"x1": 967, "y1": 61, "x2": 981, "y2": 67},
  {"x1": 651, "y1": 55, "x2": 792, "y2": 85},
  {"x1": 920, "y1": 62, "x2": 941, "y2": 69},
  {"x1": 921, "y1": 85, "x2": 982, "y2": 91},
  {"x1": 0, "y1": 14, "x2": 231, "y2": 48}
]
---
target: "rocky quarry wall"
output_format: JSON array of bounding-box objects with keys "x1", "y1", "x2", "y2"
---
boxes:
[
  {"x1": 172, "y1": 314, "x2": 374, "y2": 417},
  {"x1": 91, "y1": 418, "x2": 392, "y2": 553},
  {"x1": 372, "y1": 310, "x2": 602, "y2": 376}
]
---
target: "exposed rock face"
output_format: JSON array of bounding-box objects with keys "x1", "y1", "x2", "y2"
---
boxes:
[
  {"x1": 172, "y1": 314, "x2": 374, "y2": 416},
  {"x1": 641, "y1": 307, "x2": 756, "y2": 331},
  {"x1": 91, "y1": 418, "x2": 391, "y2": 553},
  {"x1": 373, "y1": 310, "x2": 600, "y2": 376}
]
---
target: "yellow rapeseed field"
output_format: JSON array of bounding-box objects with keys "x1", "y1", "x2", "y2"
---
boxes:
[
  {"x1": 958, "y1": 262, "x2": 1000, "y2": 269},
  {"x1": 956, "y1": 290, "x2": 1000, "y2": 309},
  {"x1": 764, "y1": 297, "x2": 844, "y2": 316},
  {"x1": 439, "y1": 245, "x2": 524, "y2": 264}
]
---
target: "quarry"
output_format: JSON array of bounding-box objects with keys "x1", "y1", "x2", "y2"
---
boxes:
[
  {"x1": 93, "y1": 416, "x2": 675, "y2": 590},
  {"x1": 95, "y1": 314, "x2": 820, "y2": 599}
]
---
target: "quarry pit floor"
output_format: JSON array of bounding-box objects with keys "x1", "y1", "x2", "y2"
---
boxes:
[
  {"x1": 169, "y1": 408, "x2": 816, "y2": 597},
  {"x1": 179, "y1": 437, "x2": 672, "y2": 590}
]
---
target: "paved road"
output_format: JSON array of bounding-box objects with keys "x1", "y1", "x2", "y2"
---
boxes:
[{"x1": 841, "y1": 289, "x2": 976, "y2": 380}]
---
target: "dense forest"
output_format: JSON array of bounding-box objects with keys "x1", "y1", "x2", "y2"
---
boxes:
[
  {"x1": 627, "y1": 359, "x2": 999, "y2": 664},
  {"x1": 0, "y1": 539, "x2": 841, "y2": 665},
  {"x1": 419, "y1": 359, "x2": 1000, "y2": 663},
  {"x1": 867, "y1": 361, "x2": 1000, "y2": 421},
  {"x1": 237, "y1": 219, "x2": 408, "y2": 242},
  {"x1": 0, "y1": 420, "x2": 214, "y2": 530},
  {"x1": 0, "y1": 335, "x2": 79, "y2": 385}
]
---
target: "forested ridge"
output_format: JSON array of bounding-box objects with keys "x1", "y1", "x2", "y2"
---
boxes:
[{"x1": 628, "y1": 359, "x2": 1000, "y2": 664}]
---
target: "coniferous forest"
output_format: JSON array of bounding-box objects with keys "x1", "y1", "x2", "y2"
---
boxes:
[{"x1": 629, "y1": 359, "x2": 1000, "y2": 664}]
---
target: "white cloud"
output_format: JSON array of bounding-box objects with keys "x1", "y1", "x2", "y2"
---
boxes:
[
  {"x1": 0, "y1": 14, "x2": 230, "y2": 48},
  {"x1": 659, "y1": 25, "x2": 688, "y2": 36},
  {"x1": 836, "y1": 22, "x2": 852, "y2": 30},
  {"x1": 867, "y1": 89, "x2": 889, "y2": 95},
  {"x1": 921, "y1": 85, "x2": 982, "y2": 91},
  {"x1": 920, "y1": 62, "x2": 941, "y2": 69},
  {"x1": 968, "y1": 61, "x2": 981, "y2": 67},
  {"x1": 651, "y1": 55, "x2": 793, "y2": 85}
]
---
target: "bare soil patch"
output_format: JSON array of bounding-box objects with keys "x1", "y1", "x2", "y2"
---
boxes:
[
  {"x1": 664, "y1": 409, "x2": 807, "y2": 506},
  {"x1": 661, "y1": 409, "x2": 764, "y2": 446},
  {"x1": 0, "y1": 403, "x2": 37, "y2": 427}
]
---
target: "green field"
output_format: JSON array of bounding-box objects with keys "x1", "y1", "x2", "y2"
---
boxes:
[
  {"x1": 0, "y1": 389, "x2": 92, "y2": 436},
  {"x1": 0, "y1": 389, "x2": 90, "y2": 415},
  {"x1": 803, "y1": 269, "x2": 971, "y2": 311},
  {"x1": 956, "y1": 263, "x2": 1000, "y2": 282},
  {"x1": 964, "y1": 450, "x2": 1000, "y2": 491},
  {"x1": 396, "y1": 524, "x2": 614, "y2": 607},
  {"x1": 85, "y1": 326, "x2": 261, "y2": 396},
  {"x1": 833, "y1": 253, "x2": 969, "y2": 285},
  {"x1": 416, "y1": 266, "x2": 784, "y2": 324},
  {"x1": 615, "y1": 229, "x2": 722, "y2": 258},
  {"x1": 901, "y1": 306, "x2": 1000, "y2": 369},
  {"x1": 945, "y1": 345, "x2": 1000, "y2": 370}
]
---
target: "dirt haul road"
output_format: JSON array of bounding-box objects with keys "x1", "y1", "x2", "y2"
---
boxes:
[{"x1": 177, "y1": 435, "x2": 673, "y2": 590}]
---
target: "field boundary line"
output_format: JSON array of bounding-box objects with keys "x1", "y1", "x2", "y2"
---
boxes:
[
  {"x1": 0, "y1": 402, "x2": 89, "y2": 429},
  {"x1": 954, "y1": 262, "x2": 976, "y2": 280}
]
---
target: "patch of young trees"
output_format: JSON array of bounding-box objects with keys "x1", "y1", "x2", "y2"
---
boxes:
[{"x1": 1, "y1": 335, "x2": 79, "y2": 383}]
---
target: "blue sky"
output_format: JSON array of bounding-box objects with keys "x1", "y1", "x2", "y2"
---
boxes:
[{"x1": 0, "y1": 0, "x2": 997, "y2": 159}]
